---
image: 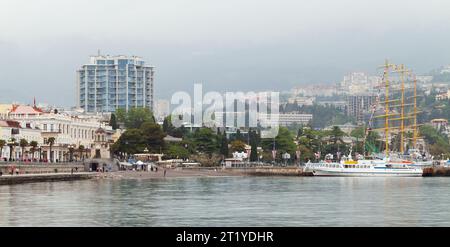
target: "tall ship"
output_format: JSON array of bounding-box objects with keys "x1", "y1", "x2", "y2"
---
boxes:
[{"x1": 305, "y1": 60, "x2": 425, "y2": 177}]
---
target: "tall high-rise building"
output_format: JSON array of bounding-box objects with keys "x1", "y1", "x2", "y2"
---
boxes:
[
  {"x1": 77, "y1": 55, "x2": 154, "y2": 113},
  {"x1": 346, "y1": 94, "x2": 376, "y2": 122}
]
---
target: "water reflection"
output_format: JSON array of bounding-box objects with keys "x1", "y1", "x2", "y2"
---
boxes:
[{"x1": 0, "y1": 177, "x2": 449, "y2": 226}]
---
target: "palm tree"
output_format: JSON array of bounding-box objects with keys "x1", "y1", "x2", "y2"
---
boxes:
[
  {"x1": 19, "y1": 139, "x2": 28, "y2": 161},
  {"x1": 0, "y1": 139, "x2": 6, "y2": 160},
  {"x1": 47, "y1": 137, "x2": 56, "y2": 162},
  {"x1": 29, "y1": 141, "x2": 38, "y2": 161}
]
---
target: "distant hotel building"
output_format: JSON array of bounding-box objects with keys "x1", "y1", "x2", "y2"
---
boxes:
[{"x1": 77, "y1": 55, "x2": 154, "y2": 113}]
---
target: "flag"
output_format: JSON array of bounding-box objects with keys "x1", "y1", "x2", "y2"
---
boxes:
[{"x1": 315, "y1": 152, "x2": 321, "y2": 159}]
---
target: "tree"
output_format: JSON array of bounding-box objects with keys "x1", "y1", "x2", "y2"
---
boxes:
[
  {"x1": 19, "y1": 139, "x2": 28, "y2": 161},
  {"x1": 329, "y1": 126, "x2": 345, "y2": 145},
  {"x1": 140, "y1": 122, "x2": 166, "y2": 153},
  {"x1": 162, "y1": 116, "x2": 174, "y2": 133},
  {"x1": 47, "y1": 137, "x2": 56, "y2": 162},
  {"x1": 0, "y1": 139, "x2": 5, "y2": 159},
  {"x1": 261, "y1": 127, "x2": 297, "y2": 158},
  {"x1": 192, "y1": 128, "x2": 219, "y2": 156},
  {"x1": 125, "y1": 108, "x2": 155, "y2": 129},
  {"x1": 250, "y1": 130, "x2": 258, "y2": 162},
  {"x1": 350, "y1": 126, "x2": 365, "y2": 154},
  {"x1": 230, "y1": 140, "x2": 246, "y2": 152},
  {"x1": 235, "y1": 129, "x2": 244, "y2": 141},
  {"x1": 219, "y1": 131, "x2": 229, "y2": 157},
  {"x1": 297, "y1": 144, "x2": 315, "y2": 162},
  {"x1": 29, "y1": 141, "x2": 38, "y2": 161},
  {"x1": 115, "y1": 108, "x2": 127, "y2": 124},
  {"x1": 419, "y1": 125, "x2": 450, "y2": 156},
  {"x1": 109, "y1": 113, "x2": 118, "y2": 130},
  {"x1": 365, "y1": 130, "x2": 382, "y2": 154},
  {"x1": 297, "y1": 127, "x2": 304, "y2": 139},
  {"x1": 111, "y1": 129, "x2": 147, "y2": 155},
  {"x1": 165, "y1": 144, "x2": 190, "y2": 160}
]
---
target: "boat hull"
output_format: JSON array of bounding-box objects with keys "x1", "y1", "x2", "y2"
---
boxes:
[{"x1": 310, "y1": 168, "x2": 423, "y2": 177}]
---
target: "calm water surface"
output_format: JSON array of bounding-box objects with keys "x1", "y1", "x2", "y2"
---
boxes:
[{"x1": 1, "y1": 176, "x2": 450, "y2": 226}]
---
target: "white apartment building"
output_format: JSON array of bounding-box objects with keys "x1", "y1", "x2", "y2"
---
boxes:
[
  {"x1": 77, "y1": 54, "x2": 155, "y2": 113},
  {"x1": 258, "y1": 113, "x2": 313, "y2": 127}
]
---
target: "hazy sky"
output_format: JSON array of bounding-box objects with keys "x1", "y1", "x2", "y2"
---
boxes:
[{"x1": 1, "y1": 0, "x2": 450, "y2": 106}]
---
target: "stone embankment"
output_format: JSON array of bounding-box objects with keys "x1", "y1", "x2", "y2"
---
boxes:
[
  {"x1": 0, "y1": 172, "x2": 94, "y2": 185},
  {"x1": 183, "y1": 166, "x2": 313, "y2": 176},
  {"x1": 226, "y1": 167, "x2": 313, "y2": 176},
  {"x1": 0, "y1": 162, "x2": 85, "y2": 175},
  {"x1": 422, "y1": 167, "x2": 450, "y2": 176}
]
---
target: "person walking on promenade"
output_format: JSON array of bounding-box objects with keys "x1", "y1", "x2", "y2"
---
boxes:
[{"x1": 164, "y1": 169, "x2": 167, "y2": 177}]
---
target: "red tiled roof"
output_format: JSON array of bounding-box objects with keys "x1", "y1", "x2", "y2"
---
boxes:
[{"x1": 10, "y1": 104, "x2": 44, "y2": 114}]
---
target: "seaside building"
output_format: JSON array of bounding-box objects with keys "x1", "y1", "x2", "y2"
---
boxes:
[
  {"x1": 0, "y1": 120, "x2": 42, "y2": 160},
  {"x1": 77, "y1": 55, "x2": 155, "y2": 113},
  {"x1": 1, "y1": 103, "x2": 116, "y2": 162}
]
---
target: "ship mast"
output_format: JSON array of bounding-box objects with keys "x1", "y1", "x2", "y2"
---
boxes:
[
  {"x1": 413, "y1": 74, "x2": 418, "y2": 148},
  {"x1": 383, "y1": 60, "x2": 391, "y2": 157},
  {"x1": 393, "y1": 64, "x2": 410, "y2": 154}
]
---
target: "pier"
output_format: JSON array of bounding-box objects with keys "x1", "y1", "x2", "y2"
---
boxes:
[{"x1": 422, "y1": 167, "x2": 450, "y2": 177}]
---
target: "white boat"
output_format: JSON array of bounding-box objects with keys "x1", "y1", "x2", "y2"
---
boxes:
[
  {"x1": 305, "y1": 150, "x2": 423, "y2": 177},
  {"x1": 306, "y1": 161, "x2": 423, "y2": 177}
]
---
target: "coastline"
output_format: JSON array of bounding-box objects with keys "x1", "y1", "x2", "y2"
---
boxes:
[{"x1": 93, "y1": 169, "x2": 244, "y2": 180}]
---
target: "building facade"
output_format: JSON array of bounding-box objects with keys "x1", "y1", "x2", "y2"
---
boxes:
[
  {"x1": 346, "y1": 95, "x2": 377, "y2": 122},
  {"x1": 77, "y1": 55, "x2": 154, "y2": 113},
  {"x1": 1, "y1": 104, "x2": 116, "y2": 162},
  {"x1": 0, "y1": 120, "x2": 42, "y2": 160}
]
